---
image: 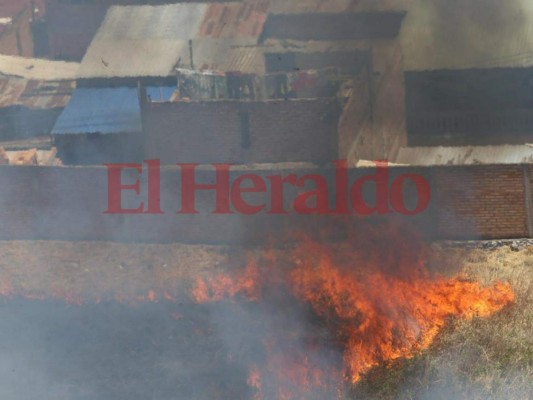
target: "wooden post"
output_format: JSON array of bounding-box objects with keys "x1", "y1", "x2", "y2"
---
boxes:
[
  {"x1": 189, "y1": 39, "x2": 194, "y2": 70},
  {"x1": 16, "y1": 27, "x2": 22, "y2": 56},
  {"x1": 366, "y1": 48, "x2": 375, "y2": 122}
]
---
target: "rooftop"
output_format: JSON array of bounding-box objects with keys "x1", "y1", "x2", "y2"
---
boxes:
[
  {"x1": 268, "y1": 0, "x2": 407, "y2": 15},
  {"x1": 52, "y1": 86, "x2": 174, "y2": 135},
  {"x1": 0, "y1": 54, "x2": 80, "y2": 81},
  {"x1": 0, "y1": 78, "x2": 74, "y2": 109},
  {"x1": 395, "y1": 145, "x2": 533, "y2": 166},
  {"x1": 77, "y1": 2, "x2": 269, "y2": 79}
]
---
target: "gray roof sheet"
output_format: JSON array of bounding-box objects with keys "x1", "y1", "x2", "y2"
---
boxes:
[
  {"x1": 77, "y1": 2, "x2": 270, "y2": 78},
  {"x1": 0, "y1": 54, "x2": 79, "y2": 81},
  {"x1": 395, "y1": 145, "x2": 533, "y2": 166},
  {"x1": 269, "y1": 0, "x2": 407, "y2": 14},
  {"x1": 77, "y1": 4, "x2": 208, "y2": 79}
]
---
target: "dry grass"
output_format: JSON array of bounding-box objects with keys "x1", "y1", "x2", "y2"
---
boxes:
[
  {"x1": 0, "y1": 241, "x2": 531, "y2": 399},
  {"x1": 353, "y1": 245, "x2": 533, "y2": 400}
]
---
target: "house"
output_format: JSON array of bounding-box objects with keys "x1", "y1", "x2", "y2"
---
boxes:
[
  {"x1": 51, "y1": 85, "x2": 174, "y2": 164},
  {"x1": 52, "y1": 2, "x2": 272, "y2": 165},
  {"x1": 76, "y1": 2, "x2": 270, "y2": 82},
  {"x1": 0, "y1": 54, "x2": 78, "y2": 140},
  {"x1": 142, "y1": 95, "x2": 341, "y2": 165},
  {"x1": 52, "y1": 1, "x2": 410, "y2": 166},
  {"x1": 42, "y1": 0, "x2": 245, "y2": 61}
]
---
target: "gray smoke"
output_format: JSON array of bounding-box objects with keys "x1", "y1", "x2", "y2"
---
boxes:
[{"x1": 402, "y1": 0, "x2": 533, "y2": 70}]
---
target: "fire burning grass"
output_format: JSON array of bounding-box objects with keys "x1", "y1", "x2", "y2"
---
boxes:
[
  {"x1": 191, "y1": 225, "x2": 515, "y2": 399},
  {"x1": 0, "y1": 225, "x2": 529, "y2": 399}
]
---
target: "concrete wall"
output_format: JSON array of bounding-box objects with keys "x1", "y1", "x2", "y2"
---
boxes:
[
  {"x1": 0, "y1": 163, "x2": 531, "y2": 244},
  {"x1": 143, "y1": 99, "x2": 340, "y2": 165},
  {"x1": 260, "y1": 13, "x2": 405, "y2": 41},
  {"x1": 405, "y1": 68, "x2": 533, "y2": 146},
  {"x1": 54, "y1": 133, "x2": 144, "y2": 165},
  {"x1": 340, "y1": 40, "x2": 407, "y2": 164}
]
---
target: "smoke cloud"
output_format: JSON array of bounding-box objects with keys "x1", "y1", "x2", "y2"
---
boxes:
[{"x1": 402, "y1": 0, "x2": 533, "y2": 70}]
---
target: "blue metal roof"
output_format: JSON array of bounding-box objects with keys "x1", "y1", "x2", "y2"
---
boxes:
[{"x1": 52, "y1": 86, "x2": 175, "y2": 135}]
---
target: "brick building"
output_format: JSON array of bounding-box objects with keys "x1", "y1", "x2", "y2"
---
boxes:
[{"x1": 142, "y1": 97, "x2": 340, "y2": 165}]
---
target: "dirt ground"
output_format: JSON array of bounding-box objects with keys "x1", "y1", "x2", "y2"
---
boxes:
[{"x1": 0, "y1": 240, "x2": 233, "y2": 302}]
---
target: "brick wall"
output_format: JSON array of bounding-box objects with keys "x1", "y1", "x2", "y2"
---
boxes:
[
  {"x1": 143, "y1": 99, "x2": 339, "y2": 165},
  {"x1": 433, "y1": 165, "x2": 529, "y2": 239},
  {"x1": 0, "y1": 163, "x2": 531, "y2": 244}
]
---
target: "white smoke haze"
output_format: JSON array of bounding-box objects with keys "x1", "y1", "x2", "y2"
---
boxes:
[
  {"x1": 402, "y1": 0, "x2": 533, "y2": 70},
  {"x1": 0, "y1": 1, "x2": 531, "y2": 400}
]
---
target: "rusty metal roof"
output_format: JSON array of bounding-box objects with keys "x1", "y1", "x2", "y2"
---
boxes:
[
  {"x1": 184, "y1": 38, "x2": 266, "y2": 74},
  {"x1": 199, "y1": 1, "x2": 270, "y2": 38},
  {"x1": 78, "y1": 2, "x2": 270, "y2": 79},
  {"x1": 0, "y1": 78, "x2": 74, "y2": 109}
]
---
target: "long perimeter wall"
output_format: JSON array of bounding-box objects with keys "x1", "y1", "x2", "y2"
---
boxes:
[{"x1": 0, "y1": 164, "x2": 531, "y2": 244}]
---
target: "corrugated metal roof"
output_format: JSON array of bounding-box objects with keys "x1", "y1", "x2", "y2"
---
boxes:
[
  {"x1": 261, "y1": 39, "x2": 369, "y2": 54},
  {"x1": 199, "y1": 1, "x2": 270, "y2": 38},
  {"x1": 402, "y1": 0, "x2": 533, "y2": 71},
  {"x1": 0, "y1": 136, "x2": 52, "y2": 150},
  {"x1": 395, "y1": 145, "x2": 533, "y2": 166},
  {"x1": 268, "y1": 0, "x2": 407, "y2": 14},
  {"x1": 51, "y1": 86, "x2": 174, "y2": 135},
  {"x1": 223, "y1": 45, "x2": 266, "y2": 74},
  {"x1": 184, "y1": 38, "x2": 266, "y2": 74},
  {"x1": 78, "y1": 4, "x2": 208, "y2": 79},
  {"x1": 77, "y1": 2, "x2": 270, "y2": 78},
  {"x1": 0, "y1": 54, "x2": 80, "y2": 81},
  {"x1": 0, "y1": 78, "x2": 74, "y2": 109}
]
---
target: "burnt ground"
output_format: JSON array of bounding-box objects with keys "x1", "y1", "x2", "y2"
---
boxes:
[
  {"x1": 0, "y1": 241, "x2": 249, "y2": 399},
  {"x1": 0, "y1": 299, "x2": 257, "y2": 400},
  {"x1": 0, "y1": 297, "x2": 344, "y2": 400}
]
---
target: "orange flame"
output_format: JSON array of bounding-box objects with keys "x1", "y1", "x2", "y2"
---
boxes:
[{"x1": 192, "y1": 224, "x2": 515, "y2": 397}]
